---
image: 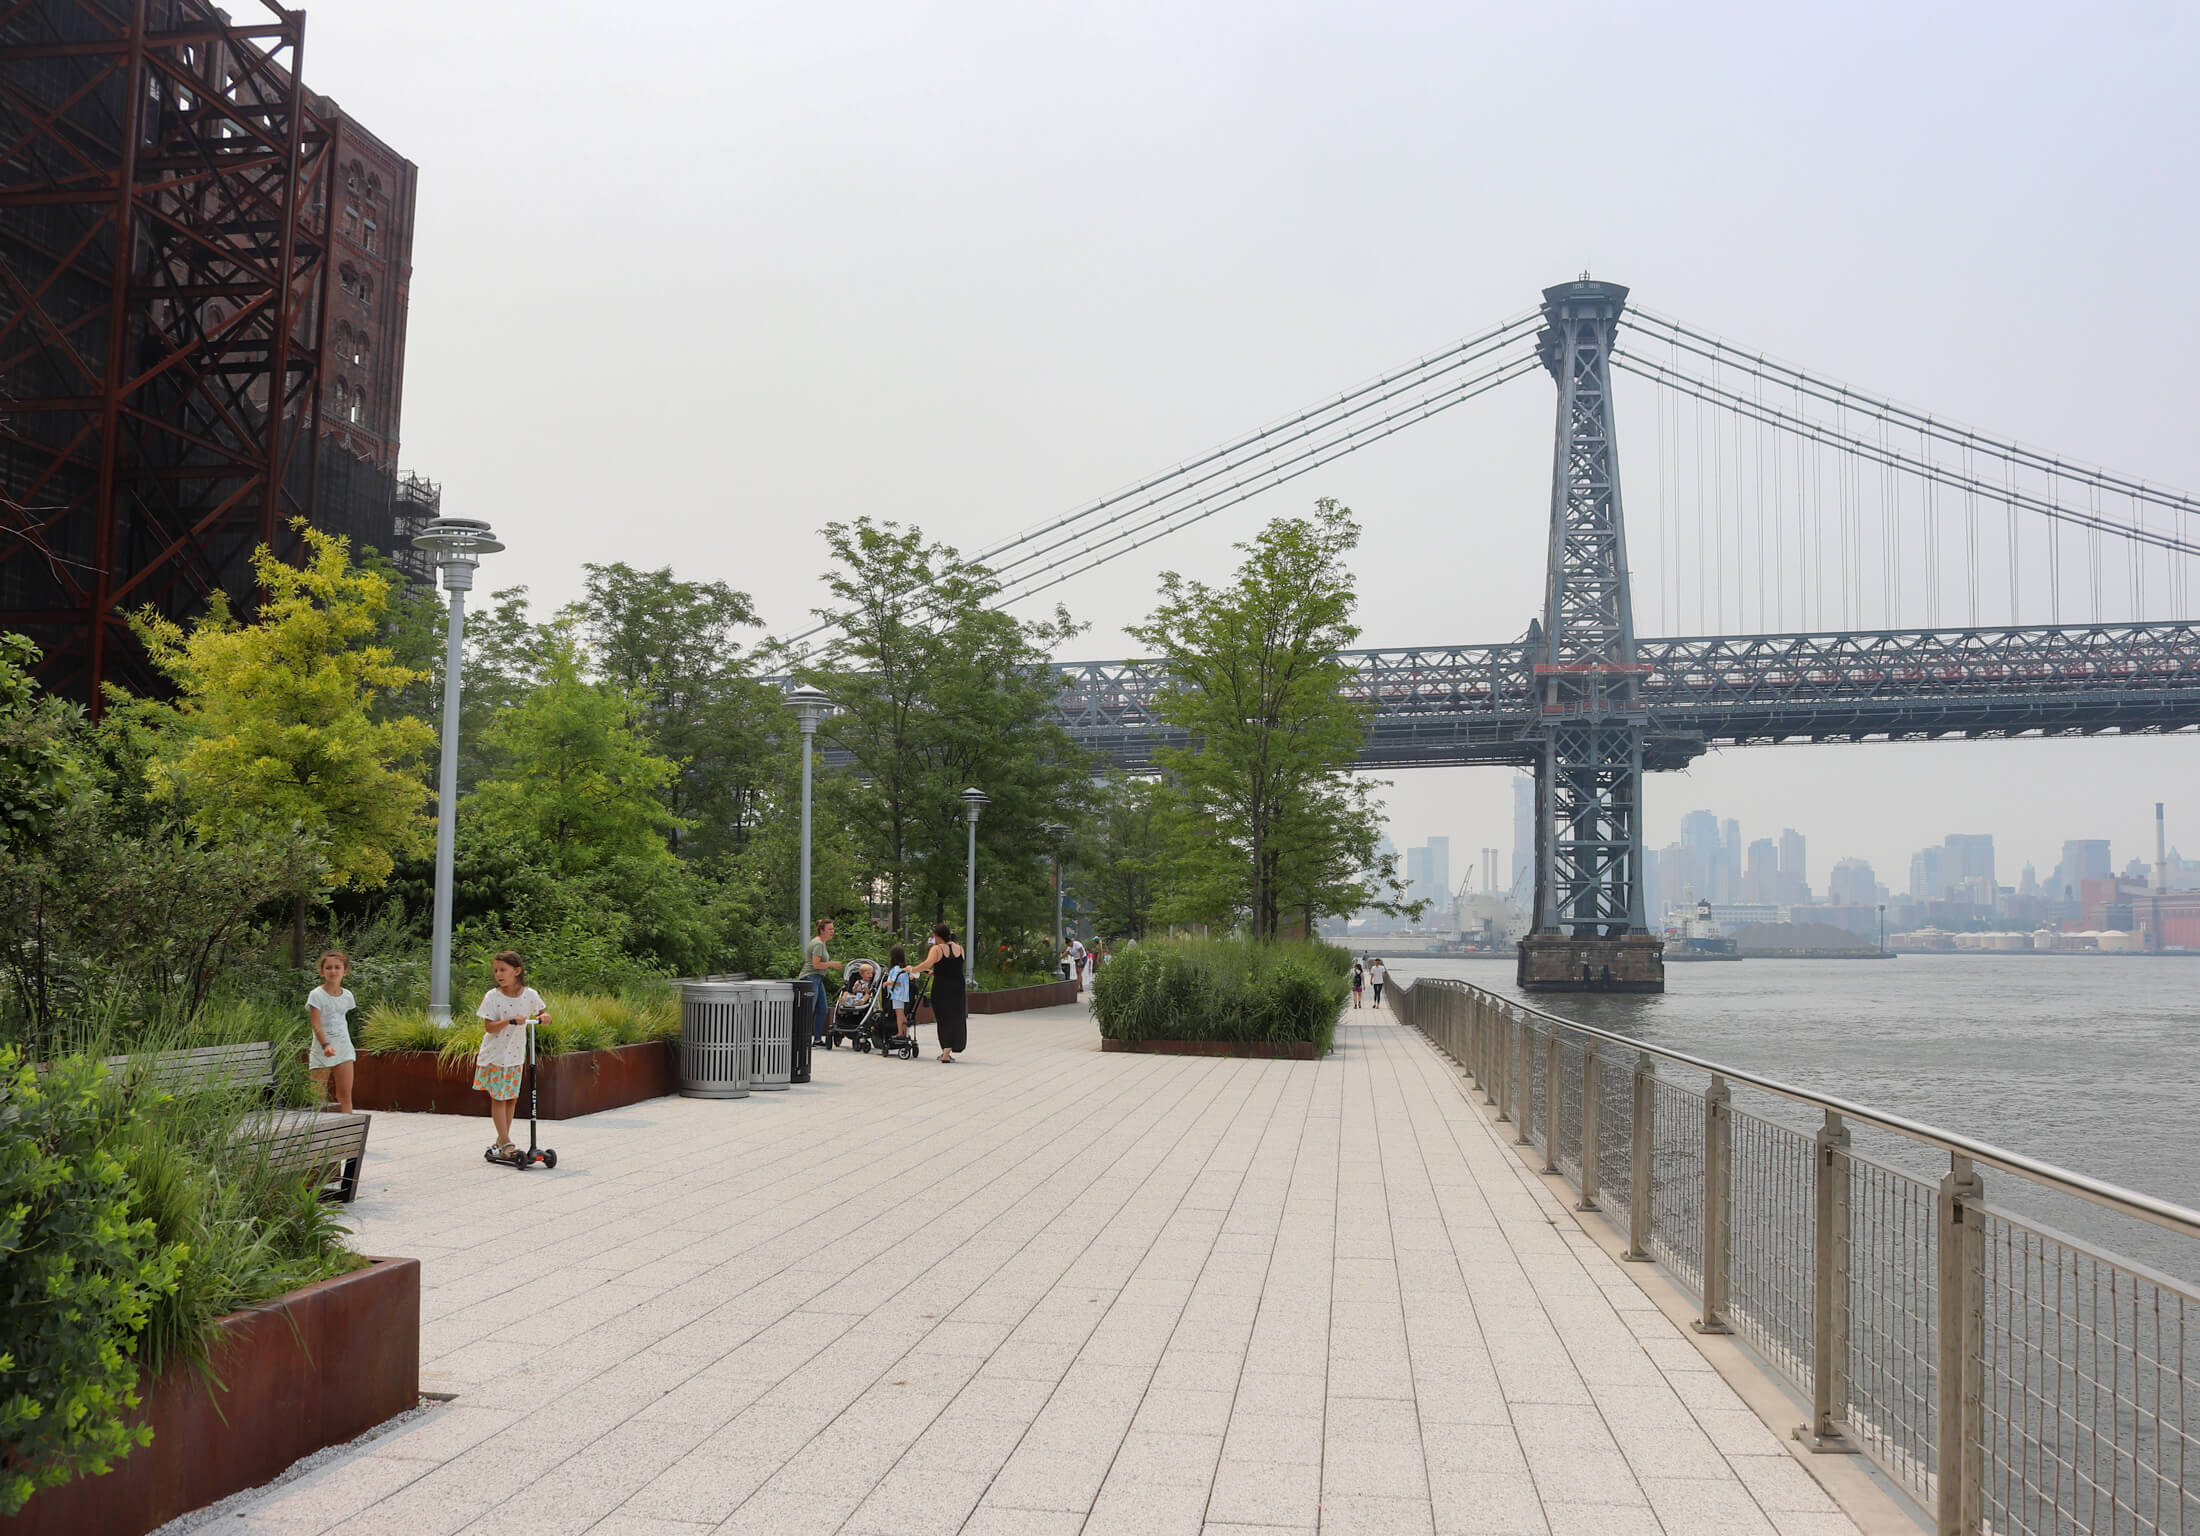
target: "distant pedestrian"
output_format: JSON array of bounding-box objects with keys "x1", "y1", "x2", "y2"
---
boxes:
[
  {"x1": 1081, "y1": 947, "x2": 1096, "y2": 992},
  {"x1": 1351, "y1": 961, "x2": 1365, "y2": 1007},
  {"x1": 475, "y1": 950, "x2": 549, "y2": 1162},
  {"x1": 805, "y1": 918, "x2": 842, "y2": 1045},
  {"x1": 1369, "y1": 958, "x2": 1387, "y2": 1005},
  {"x1": 307, "y1": 950, "x2": 357, "y2": 1113},
  {"x1": 912, "y1": 922, "x2": 968, "y2": 1063},
  {"x1": 885, "y1": 945, "x2": 913, "y2": 1038}
]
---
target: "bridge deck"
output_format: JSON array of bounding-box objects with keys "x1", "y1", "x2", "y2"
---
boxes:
[{"x1": 221, "y1": 1006, "x2": 1874, "y2": 1535}]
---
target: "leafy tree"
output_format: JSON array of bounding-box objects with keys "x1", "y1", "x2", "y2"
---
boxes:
[
  {"x1": 803, "y1": 517, "x2": 1091, "y2": 943},
  {"x1": 0, "y1": 634, "x2": 83, "y2": 853},
  {"x1": 0, "y1": 1052, "x2": 186, "y2": 1516},
  {"x1": 1130, "y1": 500, "x2": 1403, "y2": 938},
  {"x1": 571, "y1": 562, "x2": 781, "y2": 859},
  {"x1": 117, "y1": 525, "x2": 434, "y2": 962},
  {"x1": 1076, "y1": 774, "x2": 1172, "y2": 942}
]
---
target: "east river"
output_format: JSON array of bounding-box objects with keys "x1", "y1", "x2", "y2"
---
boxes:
[{"x1": 1383, "y1": 952, "x2": 2200, "y2": 1276}]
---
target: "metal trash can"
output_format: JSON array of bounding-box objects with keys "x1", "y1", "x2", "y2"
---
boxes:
[
  {"x1": 789, "y1": 983, "x2": 814, "y2": 1085},
  {"x1": 679, "y1": 980, "x2": 752, "y2": 1098},
  {"x1": 747, "y1": 980, "x2": 795, "y2": 1090}
]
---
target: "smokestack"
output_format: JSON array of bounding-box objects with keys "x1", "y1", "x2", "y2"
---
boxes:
[{"x1": 2158, "y1": 802, "x2": 2169, "y2": 892}]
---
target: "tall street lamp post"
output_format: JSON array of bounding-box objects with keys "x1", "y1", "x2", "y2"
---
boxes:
[
  {"x1": 412, "y1": 516, "x2": 503, "y2": 1025},
  {"x1": 1043, "y1": 821, "x2": 1066, "y2": 958},
  {"x1": 787, "y1": 686, "x2": 830, "y2": 958},
  {"x1": 963, "y1": 788, "x2": 989, "y2": 971}
]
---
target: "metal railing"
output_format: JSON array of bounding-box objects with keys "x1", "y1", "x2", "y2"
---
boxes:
[{"x1": 1388, "y1": 976, "x2": 2200, "y2": 1536}]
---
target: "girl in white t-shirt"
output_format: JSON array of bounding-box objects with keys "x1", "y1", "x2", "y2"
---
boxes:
[
  {"x1": 308, "y1": 950, "x2": 358, "y2": 1112},
  {"x1": 475, "y1": 949, "x2": 549, "y2": 1160}
]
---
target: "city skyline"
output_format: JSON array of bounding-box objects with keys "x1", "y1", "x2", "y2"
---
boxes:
[{"x1": 1385, "y1": 768, "x2": 2200, "y2": 917}]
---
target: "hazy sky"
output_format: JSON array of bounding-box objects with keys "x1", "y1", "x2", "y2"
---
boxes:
[{"x1": 304, "y1": 0, "x2": 2200, "y2": 895}]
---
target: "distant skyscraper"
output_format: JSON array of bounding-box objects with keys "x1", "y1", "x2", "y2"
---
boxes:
[
  {"x1": 1511, "y1": 774, "x2": 1534, "y2": 893},
  {"x1": 1744, "y1": 838, "x2": 1778, "y2": 904},
  {"x1": 1944, "y1": 834, "x2": 1996, "y2": 890},
  {"x1": 1778, "y1": 828, "x2": 1807, "y2": 903},
  {"x1": 2052, "y1": 839, "x2": 2111, "y2": 899},
  {"x1": 1909, "y1": 846, "x2": 1946, "y2": 903},
  {"x1": 1426, "y1": 837, "x2": 1450, "y2": 906},
  {"x1": 1829, "y1": 858, "x2": 1878, "y2": 907},
  {"x1": 1406, "y1": 846, "x2": 1430, "y2": 911}
]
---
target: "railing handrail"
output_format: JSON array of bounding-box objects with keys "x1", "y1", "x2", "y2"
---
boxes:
[{"x1": 1395, "y1": 973, "x2": 2200, "y2": 1243}]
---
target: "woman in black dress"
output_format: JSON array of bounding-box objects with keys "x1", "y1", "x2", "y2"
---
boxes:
[{"x1": 913, "y1": 921, "x2": 967, "y2": 1063}]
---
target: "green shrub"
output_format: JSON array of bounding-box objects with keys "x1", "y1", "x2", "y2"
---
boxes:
[
  {"x1": 358, "y1": 986, "x2": 680, "y2": 1064},
  {"x1": 0, "y1": 1051, "x2": 183, "y2": 1516},
  {"x1": 1090, "y1": 939, "x2": 1348, "y2": 1051}
]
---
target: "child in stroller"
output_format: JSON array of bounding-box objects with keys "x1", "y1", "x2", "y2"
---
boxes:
[{"x1": 824, "y1": 960, "x2": 881, "y2": 1049}]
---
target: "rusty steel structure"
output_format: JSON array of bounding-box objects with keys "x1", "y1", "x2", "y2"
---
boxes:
[{"x1": 0, "y1": 0, "x2": 338, "y2": 702}]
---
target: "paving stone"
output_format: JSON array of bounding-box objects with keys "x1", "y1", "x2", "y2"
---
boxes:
[{"x1": 195, "y1": 1003, "x2": 1858, "y2": 1536}]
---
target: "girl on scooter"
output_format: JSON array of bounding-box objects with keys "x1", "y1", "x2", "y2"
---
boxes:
[{"x1": 476, "y1": 950, "x2": 549, "y2": 1162}]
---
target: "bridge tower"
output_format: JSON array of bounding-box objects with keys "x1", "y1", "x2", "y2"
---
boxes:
[{"x1": 1516, "y1": 279, "x2": 1665, "y2": 993}]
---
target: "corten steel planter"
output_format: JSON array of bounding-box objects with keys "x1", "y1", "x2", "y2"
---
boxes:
[
  {"x1": 1, "y1": 1257, "x2": 420, "y2": 1536},
  {"x1": 911, "y1": 979, "x2": 1080, "y2": 1023},
  {"x1": 348, "y1": 1040, "x2": 675, "y2": 1119},
  {"x1": 1100, "y1": 1037, "x2": 1326, "y2": 1059}
]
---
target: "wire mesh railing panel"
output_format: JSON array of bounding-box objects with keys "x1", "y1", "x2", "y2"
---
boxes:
[
  {"x1": 1727, "y1": 1108, "x2": 1817, "y2": 1393},
  {"x1": 1558, "y1": 1035, "x2": 1586, "y2": 1185},
  {"x1": 1527, "y1": 1019, "x2": 1550, "y2": 1149},
  {"x1": 1980, "y1": 1208, "x2": 2200, "y2": 1536},
  {"x1": 1595, "y1": 1054, "x2": 1635, "y2": 1226},
  {"x1": 1847, "y1": 1153, "x2": 1940, "y2": 1507},
  {"x1": 1651, "y1": 1076, "x2": 1709, "y2": 1297}
]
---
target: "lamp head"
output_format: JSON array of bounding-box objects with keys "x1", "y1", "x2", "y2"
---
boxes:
[
  {"x1": 962, "y1": 786, "x2": 990, "y2": 823},
  {"x1": 411, "y1": 517, "x2": 504, "y2": 593},
  {"x1": 786, "y1": 683, "x2": 831, "y2": 734}
]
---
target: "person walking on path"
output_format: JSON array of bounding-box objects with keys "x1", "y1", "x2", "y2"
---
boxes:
[
  {"x1": 805, "y1": 918, "x2": 842, "y2": 1045},
  {"x1": 1368, "y1": 957, "x2": 1388, "y2": 1006},
  {"x1": 912, "y1": 921, "x2": 967, "y2": 1063},
  {"x1": 475, "y1": 950, "x2": 548, "y2": 1161},
  {"x1": 1080, "y1": 946, "x2": 1096, "y2": 993},
  {"x1": 1351, "y1": 960, "x2": 1365, "y2": 1008},
  {"x1": 307, "y1": 950, "x2": 358, "y2": 1112}
]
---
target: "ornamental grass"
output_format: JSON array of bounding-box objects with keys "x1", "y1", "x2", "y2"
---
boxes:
[{"x1": 1090, "y1": 938, "x2": 1349, "y2": 1052}]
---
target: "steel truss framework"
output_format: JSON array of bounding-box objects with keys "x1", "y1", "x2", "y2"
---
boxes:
[
  {"x1": 1531, "y1": 279, "x2": 1644, "y2": 937},
  {"x1": 0, "y1": 0, "x2": 330, "y2": 701},
  {"x1": 1049, "y1": 619, "x2": 2200, "y2": 770}
]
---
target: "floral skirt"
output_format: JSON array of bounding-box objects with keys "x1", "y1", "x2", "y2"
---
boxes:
[{"x1": 473, "y1": 1060, "x2": 523, "y2": 1101}]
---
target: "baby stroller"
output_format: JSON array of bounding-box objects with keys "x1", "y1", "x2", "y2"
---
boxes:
[
  {"x1": 866, "y1": 973, "x2": 922, "y2": 1060},
  {"x1": 824, "y1": 960, "x2": 882, "y2": 1050}
]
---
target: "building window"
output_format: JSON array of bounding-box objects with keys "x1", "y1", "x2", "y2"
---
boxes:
[
  {"x1": 359, "y1": 275, "x2": 373, "y2": 307},
  {"x1": 339, "y1": 264, "x2": 358, "y2": 296},
  {"x1": 363, "y1": 217, "x2": 378, "y2": 254},
  {"x1": 349, "y1": 390, "x2": 364, "y2": 425}
]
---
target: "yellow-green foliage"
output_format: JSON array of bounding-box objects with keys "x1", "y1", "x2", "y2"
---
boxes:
[
  {"x1": 118, "y1": 523, "x2": 434, "y2": 892},
  {"x1": 358, "y1": 989, "x2": 678, "y2": 1065}
]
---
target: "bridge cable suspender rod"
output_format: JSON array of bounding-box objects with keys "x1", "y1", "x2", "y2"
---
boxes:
[
  {"x1": 1626, "y1": 308, "x2": 2200, "y2": 522},
  {"x1": 1611, "y1": 351, "x2": 2200, "y2": 560},
  {"x1": 989, "y1": 354, "x2": 1544, "y2": 608},
  {"x1": 775, "y1": 310, "x2": 1541, "y2": 649},
  {"x1": 982, "y1": 327, "x2": 1541, "y2": 590}
]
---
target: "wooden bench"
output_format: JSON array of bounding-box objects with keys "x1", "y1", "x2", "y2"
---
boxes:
[{"x1": 102, "y1": 1041, "x2": 370, "y2": 1204}]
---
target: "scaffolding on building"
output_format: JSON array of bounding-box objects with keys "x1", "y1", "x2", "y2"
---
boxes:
[{"x1": 0, "y1": 0, "x2": 333, "y2": 704}]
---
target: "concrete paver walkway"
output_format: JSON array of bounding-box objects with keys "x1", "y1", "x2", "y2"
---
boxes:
[{"x1": 230, "y1": 1006, "x2": 1863, "y2": 1536}]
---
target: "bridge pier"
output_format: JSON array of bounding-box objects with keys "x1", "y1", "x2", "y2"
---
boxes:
[{"x1": 1516, "y1": 932, "x2": 1665, "y2": 993}]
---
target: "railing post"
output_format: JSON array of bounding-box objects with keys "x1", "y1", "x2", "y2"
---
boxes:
[
  {"x1": 1577, "y1": 1044, "x2": 1602, "y2": 1211},
  {"x1": 1542, "y1": 1026, "x2": 1562, "y2": 1173},
  {"x1": 1513, "y1": 1015, "x2": 1534, "y2": 1146},
  {"x1": 1495, "y1": 1006, "x2": 1513, "y2": 1123},
  {"x1": 1936, "y1": 1154, "x2": 1985, "y2": 1535},
  {"x1": 1625, "y1": 1052, "x2": 1653, "y2": 1261},
  {"x1": 1805, "y1": 1109, "x2": 1856, "y2": 1452},
  {"x1": 1694, "y1": 1073, "x2": 1732, "y2": 1334},
  {"x1": 1479, "y1": 997, "x2": 1496, "y2": 1104}
]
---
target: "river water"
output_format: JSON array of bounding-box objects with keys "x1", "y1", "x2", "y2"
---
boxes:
[{"x1": 1383, "y1": 952, "x2": 2200, "y2": 1277}]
